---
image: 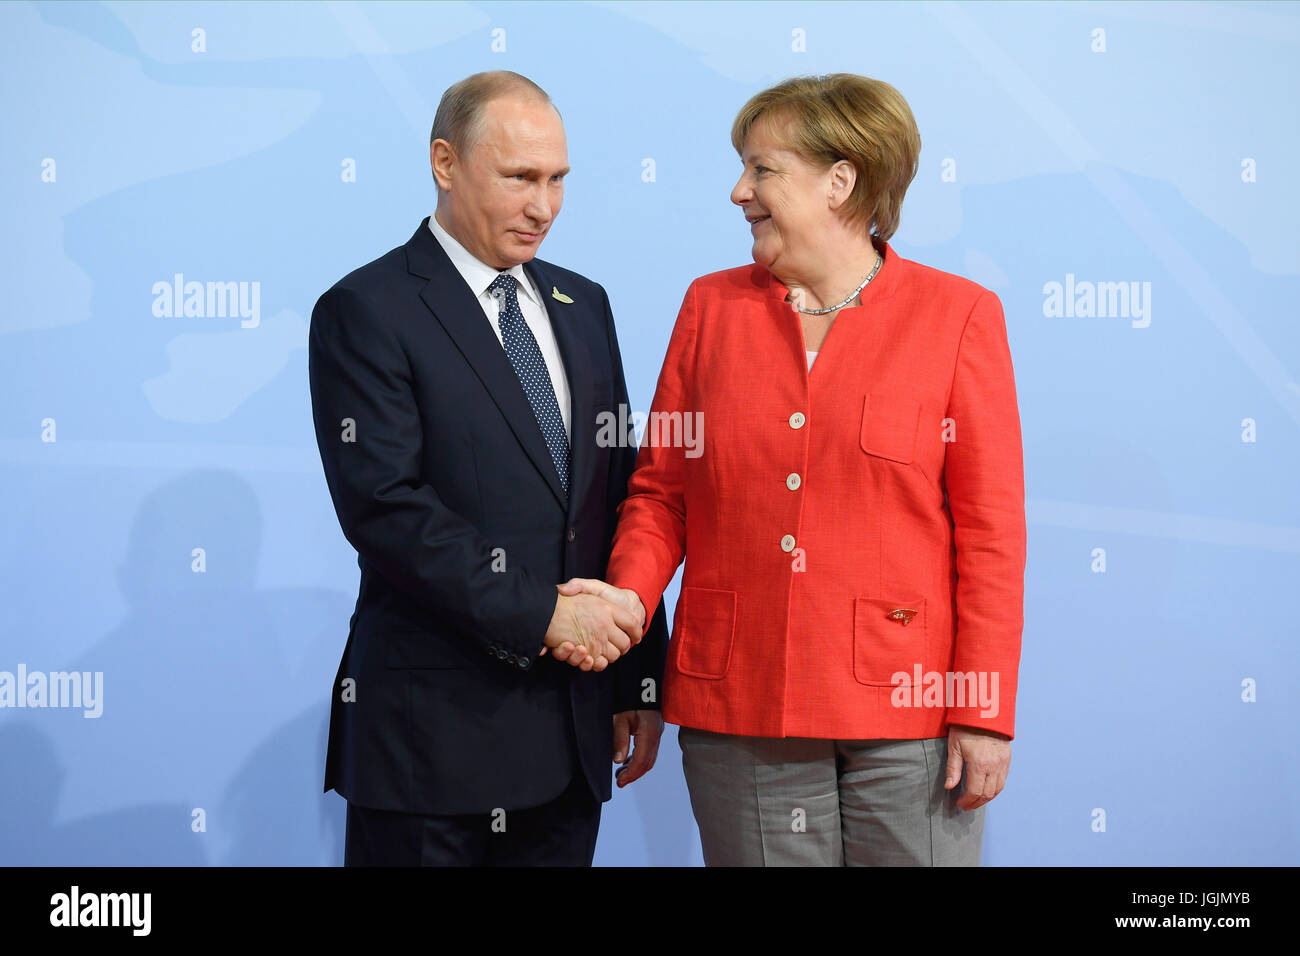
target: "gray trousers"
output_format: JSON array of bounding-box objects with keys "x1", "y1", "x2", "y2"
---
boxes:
[{"x1": 677, "y1": 728, "x2": 984, "y2": 866}]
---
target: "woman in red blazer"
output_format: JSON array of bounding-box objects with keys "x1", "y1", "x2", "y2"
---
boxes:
[{"x1": 562, "y1": 74, "x2": 1026, "y2": 865}]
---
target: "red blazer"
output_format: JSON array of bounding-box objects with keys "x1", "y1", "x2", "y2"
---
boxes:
[{"x1": 607, "y1": 240, "x2": 1026, "y2": 740}]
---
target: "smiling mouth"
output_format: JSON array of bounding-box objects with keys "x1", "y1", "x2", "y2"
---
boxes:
[{"x1": 747, "y1": 215, "x2": 770, "y2": 226}]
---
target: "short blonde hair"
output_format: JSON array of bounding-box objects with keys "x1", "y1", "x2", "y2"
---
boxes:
[{"x1": 730, "y1": 74, "x2": 921, "y2": 241}]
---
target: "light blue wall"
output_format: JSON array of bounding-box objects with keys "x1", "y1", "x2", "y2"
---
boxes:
[{"x1": 2, "y1": 0, "x2": 1297, "y2": 865}]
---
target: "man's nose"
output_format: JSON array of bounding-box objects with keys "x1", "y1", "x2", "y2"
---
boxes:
[{"x1": 525, "y1": 183, "x2": 554, "y2": 223}]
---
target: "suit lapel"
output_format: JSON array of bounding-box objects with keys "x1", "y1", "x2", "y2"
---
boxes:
[{"x1": 405, "y1": 217, "x2": 568, "y2": 510}]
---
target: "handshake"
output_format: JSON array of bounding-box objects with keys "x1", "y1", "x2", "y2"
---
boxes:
[{"x1": 543, "y1": 578, "x2": 647, "y2": 672}]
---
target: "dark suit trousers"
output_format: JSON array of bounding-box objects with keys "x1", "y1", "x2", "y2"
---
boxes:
[{"x1": 343, "y1": 753, "x2": 601, "y2": 866}]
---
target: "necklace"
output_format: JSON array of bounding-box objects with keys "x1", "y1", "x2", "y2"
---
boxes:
[{"x1": 790, "y1": 253, "x2": 882, "y2": 315}]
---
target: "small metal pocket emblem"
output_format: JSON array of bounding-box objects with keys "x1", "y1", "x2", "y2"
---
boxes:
[{"x1": 888, "y1": 607, "x2": 919, "y2": 626}]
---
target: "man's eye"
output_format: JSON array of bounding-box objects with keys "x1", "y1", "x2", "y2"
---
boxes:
[{"x1": 755, "y1": 165, "x2": 771, "y2": 175}]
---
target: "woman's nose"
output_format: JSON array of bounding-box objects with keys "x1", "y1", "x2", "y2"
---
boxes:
[{"x1": 730, "y1": 174, "x2": 751, "y2": 206}]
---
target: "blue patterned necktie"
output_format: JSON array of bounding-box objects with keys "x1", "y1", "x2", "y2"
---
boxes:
[{"x1": 488, "y1": 272, "x2": 570, "y2": 496}]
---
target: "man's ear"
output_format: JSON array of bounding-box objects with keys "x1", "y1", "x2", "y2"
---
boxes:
[
  {"x1": 827, "y1": 159, "x2": 857, "y2": 213},
  {"x1": 431, "y1": 139, "x2": 456, "y2": 192}
]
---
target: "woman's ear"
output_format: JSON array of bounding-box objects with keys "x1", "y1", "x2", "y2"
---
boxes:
[{"x1": 827, "y1": 159, "x2": 857, "y2": 212}]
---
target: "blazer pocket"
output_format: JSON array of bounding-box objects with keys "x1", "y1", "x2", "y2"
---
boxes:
[
  {"x1": 384, "y1": 628, "x2": 487, "y2": 669},
  {"x1": 674, "y1": 587, "x2": 737, "y2": 680},
  {"x1": 859, "y1": 392, "x2": 921, "y2": 464},
  {"x1": 852, "y1": 597, "x2": 927, "y2": 686}
]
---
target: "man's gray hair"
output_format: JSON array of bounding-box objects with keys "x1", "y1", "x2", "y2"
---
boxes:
[{"x1": 430, "y1": 70, "x2": 556, "y2": 156}]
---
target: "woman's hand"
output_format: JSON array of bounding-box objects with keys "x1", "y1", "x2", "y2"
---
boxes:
[{"x1": 944, "y1": 724, "x2": 1011, "y2": 811}]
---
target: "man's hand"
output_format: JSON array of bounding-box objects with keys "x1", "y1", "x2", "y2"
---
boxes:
[
  {"x1": 555, "y1": 577, "x2": 646, "y2": 635},
  {"x1": 541, "y1": 589, "x2": 642, "y2": 672},
  {"x1": 612, "y1": 709, "x2": 663, "y2": 788},
  {"x1": 943, "y1": 724, "x2": 1012, "y2": 811}
]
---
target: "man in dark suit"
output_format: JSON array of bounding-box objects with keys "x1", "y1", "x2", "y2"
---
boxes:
[{"x1": 308, "y1": 70, "x2": 667, "y2": 866}]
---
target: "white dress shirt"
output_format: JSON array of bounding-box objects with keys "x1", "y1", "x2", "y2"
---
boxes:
[{"x1": 427, "y1": 211, "x2": 572, "y2": 439}]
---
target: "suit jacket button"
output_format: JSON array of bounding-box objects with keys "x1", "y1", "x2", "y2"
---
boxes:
[
  {"x1": 496, "y1": 648, "x2": 507, "y2": 660},
  {"x1": 780, "y1": 534, "x2": 796, "y2": 552},
  {"x1": 567, "y1": 527, "x2": 577, "y2": 541},
  {"x1": 516, "y1": 657, "x2": 529, "y2": 670}
]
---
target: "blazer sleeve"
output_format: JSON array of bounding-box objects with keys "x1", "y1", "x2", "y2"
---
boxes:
[
  {"x1": 308, "y1": 284, "x2": 557, "y2": 664},
  {"x1": 604, "y1": 282, "x2": 698, "y2": 635},
  {"x1": 598, "y1": 285, "x2": 669, "y2": 714},
  {"x1": 941, "y1": 290, "x2": 1027, "y2": 739}
]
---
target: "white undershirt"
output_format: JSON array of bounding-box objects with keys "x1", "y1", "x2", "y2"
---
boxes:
[
  {"x1": 806, "y1": 350, "x2": 818, "y2": 370},
  {"x1": 427, "y1": 211, "x2": 572, "y2": 439}
]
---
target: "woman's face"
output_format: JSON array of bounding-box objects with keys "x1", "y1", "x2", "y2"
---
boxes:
[{"x1": 730, "y1": 116, "x2": 836, "y2": 281}]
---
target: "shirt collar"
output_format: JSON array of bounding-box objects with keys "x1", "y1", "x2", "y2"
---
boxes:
[{"x1": 428, "y1": 211, "x2": 538, "y2": 305}]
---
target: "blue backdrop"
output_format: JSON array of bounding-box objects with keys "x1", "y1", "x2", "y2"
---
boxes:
[{"x1": 2, "y1": 0, "x2": 1297, "y2": 866}]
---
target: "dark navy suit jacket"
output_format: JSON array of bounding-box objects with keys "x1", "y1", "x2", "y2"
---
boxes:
[{"x1": 309, "y1": 216, "x2": 668, "y2": 815}]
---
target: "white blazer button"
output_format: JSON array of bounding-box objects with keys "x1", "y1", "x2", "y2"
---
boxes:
[
  {"x1": 780, "y1": 534, "x2": 796, "y2": 552},
  {"x1": 786, "y1": 472, "x2": 801, "y2": 490},
  {"x1": 789, "y1": 412, "x2": 806, "y2": 429}
]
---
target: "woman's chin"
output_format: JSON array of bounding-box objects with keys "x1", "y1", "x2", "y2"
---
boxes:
[{"x1": 750, "y1": 242, "x2": 777, "y2": 270}]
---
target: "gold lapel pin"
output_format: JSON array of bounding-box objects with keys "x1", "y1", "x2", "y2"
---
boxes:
[
  {"x1": 888, "y1": 608, "x2": 919, "y2": 626},
  {"x1": 551, "y1": 286, "x2": 574, "y2": 304}
]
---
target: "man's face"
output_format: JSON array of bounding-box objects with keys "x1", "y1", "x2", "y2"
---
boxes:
[{"x1": 434, "y1": 93, "x2": 569, "y2": 269}]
